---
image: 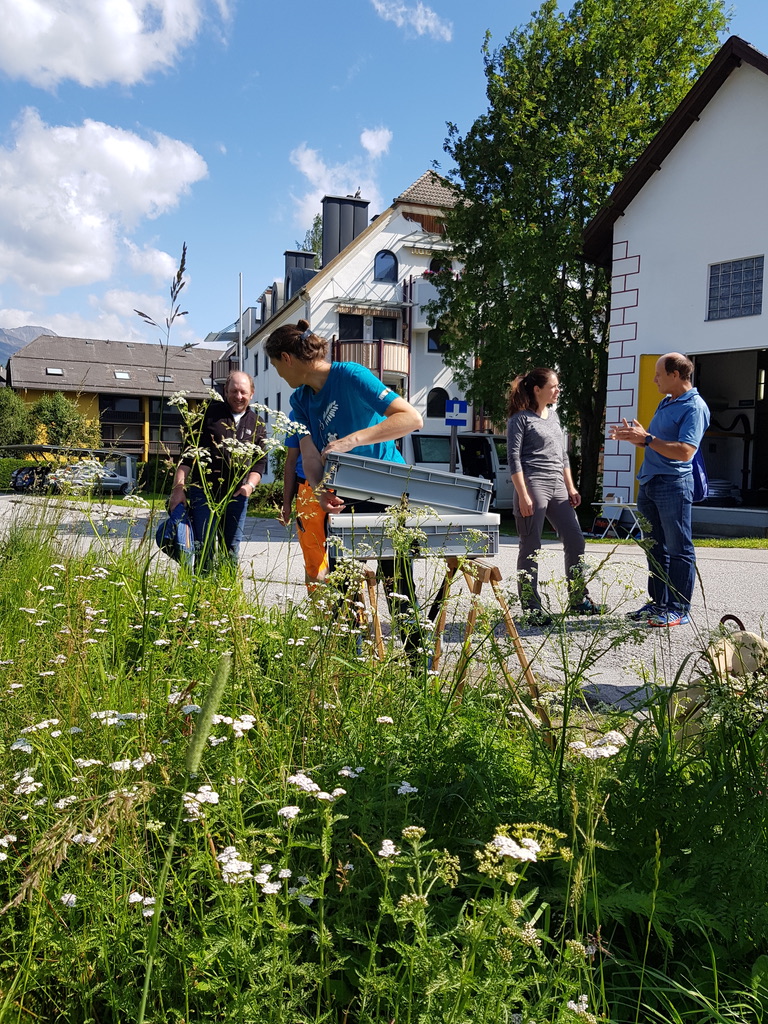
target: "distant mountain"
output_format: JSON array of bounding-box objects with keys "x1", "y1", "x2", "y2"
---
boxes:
[{"x1": 0, "y1": 326, "x2": 58, "y2": 364}]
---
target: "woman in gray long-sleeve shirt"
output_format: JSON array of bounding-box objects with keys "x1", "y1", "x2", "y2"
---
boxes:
[{"x1": 507, "y1": 368, "x2": 602, "y2": 623}]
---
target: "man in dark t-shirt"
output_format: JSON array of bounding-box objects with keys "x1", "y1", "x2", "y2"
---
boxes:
[{"x1": 170, "y1": 371, "x2": 266, "y2": 571}]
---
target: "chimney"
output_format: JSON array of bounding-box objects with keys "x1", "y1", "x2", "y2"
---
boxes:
[{"x1": 321, "y1": 194, "x2": 369, "y2": 267}]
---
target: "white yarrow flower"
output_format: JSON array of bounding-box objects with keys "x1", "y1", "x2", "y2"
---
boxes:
[
  {"x1": 397, "y1": 781, "x2": 418, "y2": 796},
  {"x1": 277, "y1": 805, "x2": 300, "y2": 820},
  {"x1": 377, "y1": 839, "x2": 400, "y2": 859}
]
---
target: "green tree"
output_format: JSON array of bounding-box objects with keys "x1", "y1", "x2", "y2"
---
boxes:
[
  {"x1": 430, "y1": 0, "x2": 727, "y2": 503},
  {"x1": 31, "y1": 392, "x2": 102, "y2": 449},
  {"x1": 0, "y1": 388, "x2": 35, "y2": 450},
  {"x1": 295, "y1": 213, "x2": 322, "y2": 268}
]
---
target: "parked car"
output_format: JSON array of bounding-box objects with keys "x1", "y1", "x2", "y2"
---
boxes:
[
  {"x1": 399, "y1": 432, "x2": 514, "y2": 509},
  {"x1": 10, "y1": 465, "x2": 52, "y2": 493},
  {"x1": 49, "y1": 459, "x2": 135, "y2": 495}
]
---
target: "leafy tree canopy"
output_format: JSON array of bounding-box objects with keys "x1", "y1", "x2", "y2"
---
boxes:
[
  {"x1": 295, "y1": 213, "x2": 322, "y2": 269},
  {"x1": 31, "y1": 392, "x2": 102, "y2": 450},
  {"x1": 430, "y1": 0, "x2": 728, "y2": 500},
  {"x1": 0, "y1": 387, "x2": 36, "y2": 449}
]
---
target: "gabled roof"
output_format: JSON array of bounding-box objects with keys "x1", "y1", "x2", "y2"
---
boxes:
[
  {"x1": 8, "y1": 335, "x2": 222, "y2": 397},
  {"x1": 248, "y1": 171, "x2": 456, "y2": 342},
  {"x1": 583, "y1": 36, "x2": 768, "y2": 267},
  {"x1": 395, "y1": 171, "x2": 456, "y2": 208}
]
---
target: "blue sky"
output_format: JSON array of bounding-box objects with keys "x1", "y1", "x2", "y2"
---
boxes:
[{"x1": 1, "y1": 0, "x2": 767, "y2": 348}]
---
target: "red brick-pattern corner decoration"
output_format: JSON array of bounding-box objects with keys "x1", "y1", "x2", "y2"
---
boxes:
[{"x1": 602, "y1": 240, "x2": 641, "y2": 501}]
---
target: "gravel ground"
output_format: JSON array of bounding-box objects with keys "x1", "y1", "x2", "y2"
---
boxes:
[{"x1": 3, "y1": 495, "x2": 767, "y2": 709}]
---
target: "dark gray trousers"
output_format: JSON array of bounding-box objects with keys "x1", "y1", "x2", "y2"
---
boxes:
[{"x1": 514, "y1": 473, "x2": 586, "y2": 610}]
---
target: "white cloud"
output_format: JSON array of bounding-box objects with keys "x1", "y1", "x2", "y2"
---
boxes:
[
  {"x1": 289, "y1": 127, "x2": 393, "y2": 227},
  {"x1": 0, "y1": 0, "x2": 229, "y2": 88},
  {"x1": 360, "y1": 127, "x2": 393, "y2": 160},
  {"x1": 370, "y1": 1, "x2": 452, "y2": 42},
  {"x1": 0, "y1": 108, "x2": 207, "y2": 295},
  {"x1": 0, "y1": 290, "x2": 200, "y2": 345},
  {"x1": 125, "y1": 242, "x2": 179, "y2": 285}
]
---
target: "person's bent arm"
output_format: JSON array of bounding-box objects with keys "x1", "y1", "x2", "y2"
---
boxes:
[
  {"x1": 299, "y1": 436, "x2": 345, "y2": 513},
  {"x1": 234, "y1": 470, "x2": 261, "y2": 500},
  {"x1": 609, "y1": 419, "x2": 696, "y2": 461},
  {"x1": 169, "y1": 464, "x2": 190, "y2": 512},
  {"x1": 320, "y1": 397, "x2": 423, "y2": 456}
]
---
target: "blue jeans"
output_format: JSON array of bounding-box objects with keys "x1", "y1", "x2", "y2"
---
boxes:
[
  {"x1": 188, "y1": 487, "x2": 248, "y2": 572},
  {"x1": 636, "y1": 474, "x2": 695, "y2": 613}
]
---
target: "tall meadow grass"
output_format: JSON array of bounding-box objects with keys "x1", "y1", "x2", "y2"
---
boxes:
[{"x1": 0, "y1": 499, "x2": 767, "y2": 1023}]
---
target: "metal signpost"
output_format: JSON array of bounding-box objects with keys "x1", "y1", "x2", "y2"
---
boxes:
[{"x1": 444, "y1": 399, "x2": 468, "y2": 472}]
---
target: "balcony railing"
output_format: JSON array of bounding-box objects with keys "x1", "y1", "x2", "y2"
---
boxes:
[
  {"x1": 331, "y1": 339, "x2": 410, "y2": 377},
  {"x1": 100, "y1": 410, "x2": 144, "y2": 424},
  {"x1": 212, "y1": 358, "x2": 239, "y2": 383}
]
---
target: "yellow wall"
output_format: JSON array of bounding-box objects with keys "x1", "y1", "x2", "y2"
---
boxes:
[
  {"x1": 19, "y1": 389, "x2": 99, "y2": 419},
  {"x1": 633, "y1": 354, "x2": 663, "y2": 495}
]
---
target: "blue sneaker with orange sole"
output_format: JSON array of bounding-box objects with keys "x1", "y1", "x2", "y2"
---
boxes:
[{"x1": 646, "y1": 610, "x2": 691, "y2": 627}]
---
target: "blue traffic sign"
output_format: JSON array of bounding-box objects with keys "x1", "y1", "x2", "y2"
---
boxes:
[{"x1": 445, "y1": 399, "x2": 468, "y2": 427}]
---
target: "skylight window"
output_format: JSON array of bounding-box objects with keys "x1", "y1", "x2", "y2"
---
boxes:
[
  {"x1": 114, "y1": 371, "x2": 131, "y2": 379},
  {"x1": 46, "y1": 367, "x2": 64, "y2": 375}
]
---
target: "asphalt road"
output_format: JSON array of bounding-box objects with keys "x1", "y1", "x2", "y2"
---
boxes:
[{"x1": 3, "y1": 495, "x2": 767, "y2": 708}]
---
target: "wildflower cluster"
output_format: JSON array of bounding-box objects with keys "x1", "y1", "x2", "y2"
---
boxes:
[
  {"x1": 182, "y1": 784, "x2": 219, "y2": 821},
  {"x1": 569, "y1": 729, "x2": 627, "y2": 760}
]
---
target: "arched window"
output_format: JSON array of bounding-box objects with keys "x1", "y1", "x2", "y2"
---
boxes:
[
  {"x1": 426, "y1": 387, "x2": 449, "y2": 418},
  {"x1": 374, "y1": 250, "x2": 398, "y2": 283},
  {"x1": 429, "y1": 256, "x2": 448, "y2": 274}
]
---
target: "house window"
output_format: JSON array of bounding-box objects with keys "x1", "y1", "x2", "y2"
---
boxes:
[
  {"x1": 426, "y1": 387, "x2": 449, "y2": 418},
  {"x1": 429, "y1": 256, "x2": 449, "y2": 274},
  {"x1": 157, "y1": 374, "x2": 174, "y2": 383},
  {"x1": 427, "y1": 329, "x2": 447, "y2": 353},
  {"x1": 276, "y1": 393, "x2": 282, "y2": 412},
  {"x1": 339, "y1": 314, "x2": 363, "y2": 341},
  {"x1": 46, "y1": 367, "x2": 64, "y2": 375},
  {"x1": 109, "y1": 397, "x2": 141, "y2": 413},
  {"x1": 372, "y1": 316, "x2": 398, "y2": 341},
  {"x1": 201, "y1": 377, "x2": 213, "y2": 386},
  {"x1": 374, "y1": 250, "x2": 398, "y2": 283},
  {"x1": 114, "y1": 370, "x2": 131, "y2": 380},
  {"x1": 707, "y1": 256, "x2": 764, "y2": 320}
]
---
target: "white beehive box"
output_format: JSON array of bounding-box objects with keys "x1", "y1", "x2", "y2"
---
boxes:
[
  {"x1": 327, "y1": 512, "x2": 500, "y2": 560},
  {"x1": 323, "y1": 452, "x2": 493, "y2": 514}
]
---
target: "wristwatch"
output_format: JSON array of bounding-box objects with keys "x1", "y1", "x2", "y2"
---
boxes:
[{"x1": 644, "y1": 434, "x2": 654, "y2": 447}]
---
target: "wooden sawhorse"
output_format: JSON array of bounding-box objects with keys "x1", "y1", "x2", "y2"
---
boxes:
[{"x1": 359, "y1": 557, "x2": 551, "y2": 735}]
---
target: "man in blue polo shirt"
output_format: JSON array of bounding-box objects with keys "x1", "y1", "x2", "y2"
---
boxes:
[{"x1": 610, "y1": 352, "x2": 710, "y2": 627}]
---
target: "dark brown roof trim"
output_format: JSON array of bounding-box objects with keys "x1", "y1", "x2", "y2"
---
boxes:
[{"x1": 583, "y1": 36, "x2": 768, "y2": 267}]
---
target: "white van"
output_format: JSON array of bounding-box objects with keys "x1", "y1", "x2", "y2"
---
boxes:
[{"x1": 400, "y1": 432, "x2": 514, "y2": 510}]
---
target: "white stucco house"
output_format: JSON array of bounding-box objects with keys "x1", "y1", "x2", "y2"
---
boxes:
[
  {"x1": 236, "y1": 172, "x2": 474, "y2": 479},
  {"x1": 584, "y1": 35, "x2": 768, "y2": 531}
]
